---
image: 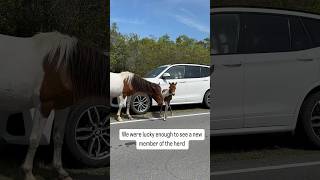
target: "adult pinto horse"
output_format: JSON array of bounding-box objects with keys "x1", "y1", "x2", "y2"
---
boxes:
[
  {"x1": 110, "y1": 72, "x2": 163, "y2": 121},
  {"x1": 0, "y1": 32, "x2": 108, "y2": 180}
]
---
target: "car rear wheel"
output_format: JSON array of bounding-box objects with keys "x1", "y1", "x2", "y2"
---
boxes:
[
  {"x1": 65, "y1": 98, "x2": 110, "y2": 167},
  {"x1": 130, "y1": 92, "x2": 151, "y2": 114},
  {"x1": 299, "y1": 92, "x2": 320, "y2": 148},
  {"x1": 203, "y1": 90, "x2": 210, "y2": 108}
]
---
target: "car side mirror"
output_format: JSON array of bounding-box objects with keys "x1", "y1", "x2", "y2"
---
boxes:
[{"x1": 162, "y1": 73, "x2": 171, "y2": 79}]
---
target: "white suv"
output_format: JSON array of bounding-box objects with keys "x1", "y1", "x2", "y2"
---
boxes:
[
  {"x1": 211, "y1": 7, "x2": 320, "y2": 147},
  {"x1": 111, "y1": 64, "x2": 210, "y2": 114}
]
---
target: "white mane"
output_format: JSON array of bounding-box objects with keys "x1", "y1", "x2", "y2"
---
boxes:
[
  {"x1": 120, "y1": 71, "x2": 135, "y2": 84},
  {"x1": 33, "y1": 31, "x2": 78, "y2": 69}
]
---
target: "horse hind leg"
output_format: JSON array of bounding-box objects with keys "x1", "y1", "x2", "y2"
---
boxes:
[
  {"x1": 22, "y1": 104, "x2": 50, "y2": 180},
  {"x1": 126, "y1": 96, "x2": 133, "y2": 120},
  {"x1": 52, "y1": 108, "x2": 72, "y2": 180}
]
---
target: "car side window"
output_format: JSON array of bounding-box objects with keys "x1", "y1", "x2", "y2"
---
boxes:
[
  {"x1": 302, "y1": 18, "x2": 320, "y2": 47},
  {"x1": 240, "y1": 13, "x2": 290, "y2": 53},
  {"x1": 211, "y1": 14, "x2": 240, "y2": 55},
  {"x1": 165, "y1": 66, "x2": 185, "y2": 79},
  {"x1": 290, "y1": 17, "x2": 311, "y2": 51},
  {"x1": 200, "y1": 67, "x2": 210, "y2": 77},
  {"x1": 185, "y1": 66, "x2": 201, "y2": 78}
]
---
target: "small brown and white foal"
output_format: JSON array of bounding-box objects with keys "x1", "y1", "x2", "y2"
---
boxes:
[{"x1": 161, "y1": 82, "x2": 177, "y2": 120}]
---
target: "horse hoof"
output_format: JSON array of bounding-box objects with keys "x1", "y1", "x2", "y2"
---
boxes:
[
  {"x1": 25, "y1": 174, "x2": 36, "y2": 180},
  {"x1": 57, "y1": 175, "x2": 73, "y2": 180},
  {"x1": 117, "y1": 117, "x2": 123, "y2": 121}
]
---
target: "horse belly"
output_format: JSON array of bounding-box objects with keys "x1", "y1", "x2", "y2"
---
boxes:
[
  {"x1": 0, "y1": 37, "x2": 43, "y2": 111},
  {"x1": 110, "y1": 73, "x2": 124, "y2": 98}
]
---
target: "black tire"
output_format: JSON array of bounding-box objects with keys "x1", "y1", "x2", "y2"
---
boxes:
[
  {"x1": 299, "y1": 92, "x2": 320, "y2": 148},
  {"x1": 203, "y1": 90, "x2": 210, "y2": 108},
  {"x1": 65, "y1": 98, "x2": 110, "y2": 167},
  {"x1": 130, "y1": 92, "x2": 151, "y2": 114}
]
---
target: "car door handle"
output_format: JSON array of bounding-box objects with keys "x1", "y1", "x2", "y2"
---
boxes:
[
  {"x1": 180, "y1": 81, "x2": 186, "y2": 83},
  {"x1": 222, "y1": 63, "x2": 242, "y2": 67},
  {"x1": 297, "y1": 58, "x2": 313, "y2": 62}
]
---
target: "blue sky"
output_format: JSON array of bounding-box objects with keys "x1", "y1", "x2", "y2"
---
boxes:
[{"x1": 110, "y1": 0, "x2": 209, "y2": 40}]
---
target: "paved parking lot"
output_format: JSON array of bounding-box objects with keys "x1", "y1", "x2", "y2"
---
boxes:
[
  {"x1": 110, "y1": 112, "x2": 210, "y2": 180},
  {"x1": 0, "y1": 143, "x2": 109, "y2": 180},
  {"x1": 211, "y1": 133, "x2": 320, "y2": 180}
]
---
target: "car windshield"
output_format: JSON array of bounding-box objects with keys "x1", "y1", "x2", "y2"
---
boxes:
[{"x1": 144, "y1": 66, "x2": 168, "y2": 78}]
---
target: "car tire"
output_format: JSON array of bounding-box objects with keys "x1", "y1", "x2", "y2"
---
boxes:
[
  {"x1": 130, "y1": 92, "x2": 151, "y2": 114},
  {"x1": 203, "y1": 90, "x2": 210, "y2": 108},
  {"x1": 299, "y1": 92, "x2": 320, "y2": 148},
  {"x1": 65, "y1": 97, "x2": 110, "y2": 167}
]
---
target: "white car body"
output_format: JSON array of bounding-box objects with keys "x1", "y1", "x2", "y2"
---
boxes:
[
  {"x1": 211, "y1": 7, "x2": 320, "y2": 135},
  {"x1": 110, "y1": 64, "x2": 210, "y2": 109},
  {"x1": 145, "y1": 64, "x2": 210, "y2": 106}
]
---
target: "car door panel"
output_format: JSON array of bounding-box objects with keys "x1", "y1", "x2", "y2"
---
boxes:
[
  {"x1": 211, "y1": 55, "x2": 244, "y2": 129},
  {"x1": 211, "y1": 13, "x2": 244, "y2": 130},
  {"x1": 244, "y1": 51, "x2": 318, "y2": 127}
]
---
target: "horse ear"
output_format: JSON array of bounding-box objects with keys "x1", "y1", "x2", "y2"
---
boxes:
[{"x1": 175, "y1": 82, "x2": 177, "y2": 85}]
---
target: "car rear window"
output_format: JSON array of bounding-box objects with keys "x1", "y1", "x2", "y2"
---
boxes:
[
  {"x1": 302, "y1": 17, "x2": 320, "y2": 47},
  {"x1": 239, "y1": 13, "x2": 290, "y2": 53},
  {"x1": 185, "y1": 66, "x2": 201, "y2": 78},
  {"x1": 290, "y1": 17, "x2": 312, "y2": 51},
  {"x1": 200, "y1": 67, "x2": 210, "y2": 77}
]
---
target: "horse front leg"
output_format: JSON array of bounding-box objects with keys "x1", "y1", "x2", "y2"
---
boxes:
[
  {"x1": 169, "y1": 103, "x2": 173, "y2": 116},
  {"x1": 52, "y1": 108, "x2": 72, "y2": 180},
  {"x1": 126, "y1": 96, "x2": 133, "y2": 120},
  {"x1": 116, "y1": 96, "x2": 124, "y2": 121},
  {"x1": 22, "y1": 106, "x2": 48, "y2": 180},
  {"x1": 163, "y1": 102, "x2": 169, "y2": 121}
]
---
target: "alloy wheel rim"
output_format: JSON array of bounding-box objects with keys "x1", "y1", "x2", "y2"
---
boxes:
[
  {"x1": 133, "y1": 95, "x2": 148, "y2": 112},
  {"x1": 311, "y1": 101, "x2": 320, "y2": 137},
  {"x1": 75, "y1": 105, "x2": 110, "y2": 160}
]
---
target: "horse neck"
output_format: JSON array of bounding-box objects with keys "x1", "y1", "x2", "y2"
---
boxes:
[{"x1": 130, "y1": 74, "x2": 157, "y2": 94}]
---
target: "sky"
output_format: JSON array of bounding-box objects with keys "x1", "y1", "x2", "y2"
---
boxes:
[{"x1": 110, "y1": 0, "x2": 209, "y2": 41}]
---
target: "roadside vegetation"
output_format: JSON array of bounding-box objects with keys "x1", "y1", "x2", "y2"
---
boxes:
[
  {"x1": 0, "y1": 0, "x2": 107, "y2": 49},
  {"x1": 213, "y1": 0, "x2": 320, "y2": 14},
  {"x1": 110, "y1": 23, "x2": 210, "y2": 76}
]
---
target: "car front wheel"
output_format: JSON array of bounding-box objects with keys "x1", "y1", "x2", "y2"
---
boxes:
[
  {"x1": 299, "y1": 92, "x2": 320, "y2": 148},
  {"x1": 130, "y1": 92, "x2": 151, "y2": 114},
  {"x1": 65, "y1": 98, "x2": 110, "y2": 167}
]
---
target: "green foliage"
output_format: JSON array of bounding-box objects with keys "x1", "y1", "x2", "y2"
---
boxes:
[
  {"x1": 0, "y1": 0, "x2": 108, "y2": 49},
  {"x1": 110, "y1": 23, "x2": 210, "y2": 76},
  {"x1": 212, "y1": 0, "x2": 320, "y2": 14}
]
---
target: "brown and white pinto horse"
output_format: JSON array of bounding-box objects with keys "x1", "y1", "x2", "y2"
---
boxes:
[
  {"x1": 110, "y1": 72, "x2": 163, "y2": 121},
  {"x1": 161, "y1": 82, "x2": 177, "y2": 120},
  {"x1": 0, "y1": 32, "x2": 108, "y2": 180}
]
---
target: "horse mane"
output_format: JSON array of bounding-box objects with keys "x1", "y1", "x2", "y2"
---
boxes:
[
  {"x1": 35, "y1": 32, "x2": 78, "y2": 70},
  {"x1": 68, "y1": 43, "x2": 108, "y2": 101},
  {"x1": 41, "y1": 32, "x2": 108, "y2": 102},
  {"x1": 123, "y1": 72, "x2": 160, "y2": 95}
]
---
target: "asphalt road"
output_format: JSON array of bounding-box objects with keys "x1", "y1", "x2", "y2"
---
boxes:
[
  {"x1": 0, "y1": 142, "x2": 109, "y2": 180},
  {"x1": 211, "y1": 134, "x2": 320, "y2": 180},
  {"x1": 110, "y1": 112, "x2": 210, "y2": 180}
]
